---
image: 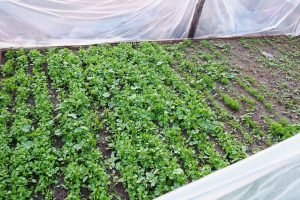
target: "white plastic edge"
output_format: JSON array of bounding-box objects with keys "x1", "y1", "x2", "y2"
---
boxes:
[{"x1": 155, "y1": 134, "x2": 300, "y2": 200}]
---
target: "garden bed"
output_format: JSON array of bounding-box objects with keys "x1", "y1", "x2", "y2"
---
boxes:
[{"x1": 0, "y1": 36, "x2": 299, "y2": 199}]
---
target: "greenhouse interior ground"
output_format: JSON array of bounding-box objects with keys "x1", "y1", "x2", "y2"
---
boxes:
[{"x1": 0, "y1": 36, "x2": 299, "y2": 199}]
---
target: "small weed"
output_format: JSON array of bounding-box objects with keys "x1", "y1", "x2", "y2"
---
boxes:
[
  {"x1": 215, "y1": 43, "x2": 231, "y2": 54},
  {"x1": 222, "y1": 94, "x2": 241, "y2": 111},
  {"x1": 214, "y1": 51, "x2": 222, "y2": 59},
  {"x1": 242, "y1": 115, "x2": 265, "y2": 138},
  {"x1": 264, "y1": 102, "x2": 272, "y2": 110},
  {"x1": 240, "y1": 95, "x2": 255, "y2": 107},
  {"x1": 237, "y1": 78, "x2": 265, "y2": 103},
  {"x1": 183, "y1": 39, "x2": 192, "y2": 47},
  {"x1": 220, "y1": 77, "x2": 230, "y2": 85}
]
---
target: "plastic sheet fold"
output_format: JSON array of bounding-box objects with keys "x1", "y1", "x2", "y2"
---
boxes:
[{"x1": 0, "y1": 0, "x2": 299, "y2": 49}]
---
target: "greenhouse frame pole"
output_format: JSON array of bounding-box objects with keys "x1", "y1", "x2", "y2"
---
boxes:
[{"x1": 188, "y1": 0, "x2": 206, "y2": 38}]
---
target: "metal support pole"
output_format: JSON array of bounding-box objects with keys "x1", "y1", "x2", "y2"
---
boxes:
[{"x1": 188, "y1": 0, "x2": 206, "y2": 38}]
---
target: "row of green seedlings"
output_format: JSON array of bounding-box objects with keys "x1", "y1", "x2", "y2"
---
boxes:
[
  {"x1": 205, "y1": 95, "x2": 254, "y2": 153},
  {"x1": 235, "y1": 77, "x2": 299, "y2": 141},
  {"x1": 0, "y1": 50, "x2": 57, "y2": 198},
  {"x1": 200, "y1": 40, "x2": 300, "y2": 142},
  {"x1": 166, "y1": 41, "x2": 257, "y2": 149},
  {"x1": 205, "y1": 39, "x2": 294, "y2": 143},
  {"x1": 214, "y1": 86, "x2": 269, "y2": 143},
  {"x1": 184, "y1": 40, "x2": 299, "y2": 143},
  {"x1": 260, "y1": 38, "x2": 300, "y2": 113},
  {"x1": 262, "y1": 39, "x2": 300, "y2": 133},
  {"x1": 201, "y1": 41, "x2": 271, "y2": 144},
  {"x1": 214, "y1": 90, "x2": 270, "y2": 149},
  {"x1": 240, "y1": 38, "x2": 298, "y2": 79},
  {"x1": 240, "y1": 38, "x2": 300, "y2": 115},
  {"x1": 77, "y1": 43, "x2": 246, "y2": 199},
  {"x1": 0, "y1": 51, "x2": 16, "y2": 197},
  {"x1": 78, "y1": 44, "x2": 204, "y2": 199},
  {"x1": 46, "y1": 48, "x2": 110, "y2": 199},
  {"x1": 201, "y1": 39, "x2": 298, "y2": 143},
  {"x1": 48, "y1": 46, "x2": 190, "y2": 199},
  {"x1": 263, "y1": 38, "x2": 300, "y2": 67},
  {"x1": 135, "y1": 43, "x2": 246, "y2": 162}
]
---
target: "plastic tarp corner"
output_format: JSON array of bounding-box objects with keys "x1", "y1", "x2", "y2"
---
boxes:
[
  {"x1": 155, "y1": 134, "x2": 300, "y2": 200},
  {"x1": 0, "y1": 0, "x2": 299, "y2": 49}
]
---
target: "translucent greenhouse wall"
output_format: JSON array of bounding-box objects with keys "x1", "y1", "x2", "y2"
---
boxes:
[
  {"x1": 0, "y1": 0, "x2": 299, "y2": 49},
  {"x1": 196, "y1": 0, "x2": 300, "y2": 38}
]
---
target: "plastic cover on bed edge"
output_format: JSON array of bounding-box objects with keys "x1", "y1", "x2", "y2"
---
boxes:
[
  {"x1": 155, "y1": 134, "x2": 300, "y2": 200},
  {"x1": 0, "y1": 0, "x2": 299, "y2": 49}
]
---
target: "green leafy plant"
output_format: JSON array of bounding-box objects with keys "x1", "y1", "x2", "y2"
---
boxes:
[{"x1": 222, "y1": 94, "x2": 241, "y2": 111}]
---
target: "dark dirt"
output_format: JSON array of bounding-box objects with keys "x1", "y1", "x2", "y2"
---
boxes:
[
  {"x1": 181, "y1": 128, "x2": 206, "y2": 167},
  {"x1": 212, "y1": 95, "x2": 269, "y2": 152},
  {"x1": 211, "y1": 38, "x2": 300, "y2": 123},
  {"x1": 27, "y1": 95, "x2": 35, "y2": 108},
  {"x1": 43, "y1": 63, "x2": 59, "y2": 117},
  {"x1": 53, "y1": 174, "x2": 68, "y2": 200},
  {"x1": 54, "y1": 186, "x2": 68, "y2": 200},
  {"x1": 208, "y1": 134, "x2": 226, "y2": 156},
  {"x1": 8, "y1": 91, "x2": 16, "y2": 122},
  {"x1": 218, "y1": 82, "x2": 272, "y2": 130},
  {"x1": 97, "y1": 129, "x2": 112, "y2": 159},
  {"x1": 28, "y1": 62, "x2": 33, "y2": 76},
  {"x1": 43, "y1": 63, "x2": 65, "y2": 150},
  {"x1": 52, "y1": 135, "x2": 64, "y2": 149},
  {"x1": 32, "y1": 193, "x2": 44, "y2": 200},
  {"x1": 80, "y1": 187, "x2": 91, "y2": 200},
  {"x1": 9, "y1": 138, "x2": 17, "y2": 149},
  {"x1": 96, "y1": 129, "x2": 130, "y2": 200}
]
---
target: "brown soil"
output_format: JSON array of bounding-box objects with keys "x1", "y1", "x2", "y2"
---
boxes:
[
  {"x1": 80, "y1": 187, "x2": 91, "y2": 200},
  {"x1": 43, "y1": 63, "x2": 59, "y2": 116},
  {"x1": 96, "y1": 129, "x2": 129, "y2": 200},
  {"x1": 42, "y1": 63, "x2": 65, "y2": 151},
  {"x1": 54, "y1": 186, "x2": 68, "y2": 200},
  {"x1": 53, "y1": 174, "x2": 68, "y2": 200},
  {"x1": 52, "y1": 135, "x2": 64, "y2": 149},
  {"x1": 212, "y1": 38, "x2": 300, "y2": 123}
]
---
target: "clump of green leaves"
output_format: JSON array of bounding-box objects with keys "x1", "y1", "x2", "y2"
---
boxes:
[
  {"x1": 266, "y1": 118, "x2": 300, "y2": 140},
  {"x1": 236, "y1": 78, "x2": 265, "y2": 103},
  {"x1": 242, "y1": 115, "x2": 265, "y2": 138},
  {"x1": 1, "y1": 60, "x2": 15, "y2": 76},
  {"x1": 222, "y1": 94, "x2": 241, "y2": 111},
  {"x1": 240, "y1": 95, "x2": 255, "y2": 107}
]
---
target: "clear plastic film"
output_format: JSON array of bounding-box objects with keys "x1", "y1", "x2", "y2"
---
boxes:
[
  {"x1": 196, "y1": 0, "x2": 300, "y2": 38},
  {"x1": 0, "y1": 0, "x2": 198, "y2": 49},
  {"x1": 155, "y1": 134, "x2": 300, "y2": 200},
  {"x1": 0, "y1": 0, "x2": 299, "y2": 49}
]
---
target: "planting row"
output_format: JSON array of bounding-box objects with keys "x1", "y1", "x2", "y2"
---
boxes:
[{"x1": 0, "y1": 37, "x2": 299, "y2": 199}]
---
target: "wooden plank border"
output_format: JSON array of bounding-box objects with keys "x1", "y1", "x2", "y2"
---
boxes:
[
  {"x1": 0, "y1": 35, "x2": 293, "y2": 65},
  {"x1": 0, "y1": 50, "x2": 3, "y2": 65}
]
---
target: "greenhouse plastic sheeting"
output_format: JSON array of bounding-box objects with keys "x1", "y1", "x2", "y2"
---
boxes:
[
  {"x1": 0, "y1": 0, "x2": 299, "y2": 49},
  {"x1": 155, "y1": 134, "x2": 300, "y2": 200},
  {"x1": 196, "y1": 0, "x2": 300, "y2": 38},
  {"x1": 0, "y1": 0, "x2": 198, "y2": 49}
]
